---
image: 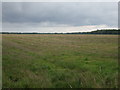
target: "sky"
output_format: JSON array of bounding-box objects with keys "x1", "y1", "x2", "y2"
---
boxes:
[
  {"x1": 2, "y1": 1, "x2": 118, "y2": 33},
  {"x1": 0, "y1": 1, "x2": 1, "y2": 32}
]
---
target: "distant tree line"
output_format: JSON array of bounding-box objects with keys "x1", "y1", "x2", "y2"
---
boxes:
[
  {"x1": 1, "y1": 29, "x2": 120, "y2": 35},
  {"x1": 66, "y1": 29, "x2": 120, "y2": 35}
]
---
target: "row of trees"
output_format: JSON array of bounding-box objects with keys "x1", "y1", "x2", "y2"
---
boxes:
[
  {"x1": 66, "y1": 29, "x2": 119, "y2": 34},
  {"x1": 1, "y1": 29, "x2": 120, "y2": 35}
]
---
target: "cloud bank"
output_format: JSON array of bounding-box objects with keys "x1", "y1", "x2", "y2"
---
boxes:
[{"x1": 2, "y1": 2, "x2": 118, "y2": 32}]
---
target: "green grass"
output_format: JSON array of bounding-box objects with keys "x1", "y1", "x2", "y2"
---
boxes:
[{"x1": 2, "y1": 34, "x2": 118, "y2": 88}]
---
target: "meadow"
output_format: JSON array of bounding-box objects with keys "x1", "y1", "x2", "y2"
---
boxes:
[{"x1": 2, "y1": 34, "x2": 118, "y2": 88}]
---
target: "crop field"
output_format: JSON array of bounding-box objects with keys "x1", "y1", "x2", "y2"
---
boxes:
[{"x1": 2, "y1": 34, "x2": 118, "y2": 88}]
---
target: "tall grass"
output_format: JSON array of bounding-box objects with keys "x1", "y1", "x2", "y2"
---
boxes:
[{"x1": 2, "y1": 34, "x2": 118, "y2": 88}]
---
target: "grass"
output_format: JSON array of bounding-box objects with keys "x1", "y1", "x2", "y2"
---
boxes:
[{"x1": 2, "y1": 34, "x2": 119, "y2": 88}]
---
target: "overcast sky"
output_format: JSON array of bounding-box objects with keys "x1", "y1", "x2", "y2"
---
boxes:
[{"x1": 2, "y1": 2, "x2": 118, "y2": 32}]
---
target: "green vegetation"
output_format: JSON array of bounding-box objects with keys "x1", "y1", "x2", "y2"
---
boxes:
[
  {"x1": 1, "y1": 29, "x2": 119, "y2": 35},
  {"x1": 0, "y1": 34, "x2": 2, "y2": 89},
  {"x1": 2, "y1": 34, "x2": 118, "y2": 88}
]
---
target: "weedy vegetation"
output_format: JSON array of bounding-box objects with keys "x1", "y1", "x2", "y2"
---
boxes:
[{"x1": 2, "y1": 34, "x2": 118, "y2": 88}]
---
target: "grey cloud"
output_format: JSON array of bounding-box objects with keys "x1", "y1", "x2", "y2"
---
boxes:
[
  {"x1": 2, "y1": 2, "x2": 118, "y2": 27},
  {"x1": 0, "y1": 2, "x2": 2, "y2": 22}
]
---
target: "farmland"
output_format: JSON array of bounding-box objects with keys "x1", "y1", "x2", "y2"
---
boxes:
[{"x1": 2, "y1": 34, "x2": 118, "y2": 88}]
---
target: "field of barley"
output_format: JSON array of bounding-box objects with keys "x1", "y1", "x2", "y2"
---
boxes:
[{"x1": 2, "y1": 34, "x2": 118, "y2": 88}]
